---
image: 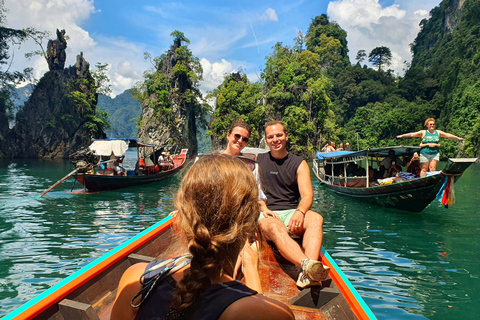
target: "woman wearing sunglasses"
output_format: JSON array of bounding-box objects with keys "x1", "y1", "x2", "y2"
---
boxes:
[{"x1": 224, "y1": 119, "x2": 251, "y2": 156}]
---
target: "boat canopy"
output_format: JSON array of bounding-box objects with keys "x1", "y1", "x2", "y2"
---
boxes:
[
  {"x1": 316, "y1": 145, "x2": 422, "y2": 161},
  {"x1": 89, "y1": 138, "x2": 156, "y2": 156}
]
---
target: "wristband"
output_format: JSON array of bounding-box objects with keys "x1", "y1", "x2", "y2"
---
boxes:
[{"x1": 296, "y1": 209, "x2": 305, "y2": 215}]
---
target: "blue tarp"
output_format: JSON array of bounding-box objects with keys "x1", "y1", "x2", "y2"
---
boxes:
[{"x1": 316, "y1": 146, "x2": 422, "y2": 161}]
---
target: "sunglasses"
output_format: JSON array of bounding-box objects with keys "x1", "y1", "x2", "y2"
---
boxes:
[{"x1": 234, "y1": 133, "x2": 249, "y2": 143}]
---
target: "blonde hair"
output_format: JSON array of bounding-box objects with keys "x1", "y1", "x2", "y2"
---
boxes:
[
  {"x1": 424, "y1": 118, "x2": 435, "y2": 127},
  {"x1": 172, "y1": 154, "x2": 260, "y2": 311}
]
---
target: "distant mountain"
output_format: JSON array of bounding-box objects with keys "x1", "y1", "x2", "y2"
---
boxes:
[
  {"x1": 10, "y1": 85, "x2": 34, "y2": 127},
  {"x1": 97, "y1": 89, "x2": 141, "y2": 139},
  {"x1": 97, "y1": 90, "x2": 211, "y2": 152}
]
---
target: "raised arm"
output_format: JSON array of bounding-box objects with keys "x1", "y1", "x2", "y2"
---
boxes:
[
  {"x1": 438, "y1": 130, "x2": 465, "y2": 141},
  {"x1": 396, "y1": 130, "x2": 424, "y2": 139}
]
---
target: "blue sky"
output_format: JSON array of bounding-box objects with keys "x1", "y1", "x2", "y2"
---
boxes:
[{"x1": 5, "y1": 0, "x2": 442, "y2": 96}]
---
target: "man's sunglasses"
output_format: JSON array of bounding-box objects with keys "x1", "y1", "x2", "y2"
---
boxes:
[{"x1": 234, "y1": 133, "x2": 249, "y2": 143}]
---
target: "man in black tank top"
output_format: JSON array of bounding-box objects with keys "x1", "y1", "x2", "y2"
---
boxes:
[{"x1": 257, "y1": 121, "x2": 329, "y2": 288}]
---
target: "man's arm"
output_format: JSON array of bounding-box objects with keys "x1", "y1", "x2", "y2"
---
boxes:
[
  {"x1": 259, "y1": 199, "x2": 279, "y2": 219},
  {"x1": 296, "y1": 160, "x2": 314, "y2": 212},
  {"x1": 286, "y1": 160, "x2": 312, "y2": 234}
]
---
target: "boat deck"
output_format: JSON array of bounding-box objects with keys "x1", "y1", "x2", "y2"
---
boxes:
[
  {"x1": 260, "y1": 242, "x2": 357, "y2": 320},
  {"x1": 14, "y1": 220, "x2": 368, "y2": 320},
  {"x1": 94, "y1": 233, "x2": 358, "y2": 320}
]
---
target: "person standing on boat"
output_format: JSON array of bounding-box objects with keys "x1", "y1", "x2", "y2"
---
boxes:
[
  {"x1": 257, "y1": 120, "x2": 329, "y2": 288},
  {"x1": 396, "y1": 118, "x2": 464, "y2": 177},
  {"x1": 110, "y1": 155, "x2": 294, "y2": 320}
]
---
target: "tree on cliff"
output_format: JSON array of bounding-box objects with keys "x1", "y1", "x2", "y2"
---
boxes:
[
  {"x1": 135, "y1": 30, "x2": 208, "y2": 156},
  {"x1": 368, "y1": 46, "x2": 392, "y2": 71},
  {"x1": 207, "y1": 72, "x2": 263, "y2": 149},
  {"x1": 0, "y1": 0, "x2": 33, "y2": 130},
  {"x1": 306, "y1": 14, "x2": 350, "y2": 68},
  {"x1": 261, "y1": 42, "x2": 332, "y2": 156}
]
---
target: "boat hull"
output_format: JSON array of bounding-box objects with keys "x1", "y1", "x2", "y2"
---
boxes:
[
  {"x1": 317, "y1": 170, "x2": 445, "y2": 212},
  {"x1": 4, "y1": 216, "x2": 376, "y2": 320},
  {"x1": 73, "y1": 156, "x2": 186, "y2": 192},
  {"x1": 312, "y1": 157, "x2": 475, "y2": 212}
]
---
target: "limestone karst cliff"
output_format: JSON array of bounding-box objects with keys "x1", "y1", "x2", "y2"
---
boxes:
[{"x1": 0, "y1": 30, "x2": 106, "y2": 159}]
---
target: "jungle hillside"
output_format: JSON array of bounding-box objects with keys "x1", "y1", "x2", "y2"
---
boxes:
[{"x1": 2, "y1": 0, "x2": 480, "y2": 159}]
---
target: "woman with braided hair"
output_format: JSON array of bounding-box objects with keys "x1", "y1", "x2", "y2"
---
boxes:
[{"x1": 111, "y1": 154, "x2": 294, "y2": 320}]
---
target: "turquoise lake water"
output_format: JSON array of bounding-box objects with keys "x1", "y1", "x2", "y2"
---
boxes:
[{"x1": 0, "y1": 154, "x2": 479, "y2": 319}]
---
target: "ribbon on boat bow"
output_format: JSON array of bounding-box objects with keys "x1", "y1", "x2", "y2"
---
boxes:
[{"x1": 436, "y1": 175, "x2": 455, "y2": 208}]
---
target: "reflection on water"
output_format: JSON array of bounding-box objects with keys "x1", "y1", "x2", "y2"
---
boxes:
[{"x1": 0, "y1": 158, "x2": 479, "y2": 320}]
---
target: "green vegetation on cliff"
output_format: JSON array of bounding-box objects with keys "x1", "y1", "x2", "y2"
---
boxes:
[
  {"x1": 207, "y1": 2, "x2": 479, "y2": 159},
  {"x1": 135, "y1": 31, "x2": 209, "y2": 156}
]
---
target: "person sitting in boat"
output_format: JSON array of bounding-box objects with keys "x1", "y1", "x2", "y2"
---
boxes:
[
  {"x1": 406, "y1": 153, "x2": 421, "y2": 177},
  {"x1": 321, "y1": 142, "x2": 331, "y2": 152},
  {"x1": 375, "y1": 150, "x2": 403, "y2": 178},
  {"x1": 221, "y1": 119, "x2": 267, "y2": 202},
  {"x1": 135, "y1": 158, "x2": 146, "y2": 176},
  {"x1": 109, "y1": 155, "x2": 126, "y2": 176},
  {"x1": 387, "y1": 160, "x2": 401, "y2": 177},
  {"x1": 396, "y1": 118, "x2": 465, "y2": 177},
  {"x1": 110, "y1": 154, "x2": 294, "y2": 320},
  {"x1": 257, "y1": 121, "x2": 330, "y2": 289},
  {"x1": 157, "y1": 152, "x2": 168, "y2": 171},
  {"x1": 164, "y1": 152, "x2": 174, "y2": 169}
]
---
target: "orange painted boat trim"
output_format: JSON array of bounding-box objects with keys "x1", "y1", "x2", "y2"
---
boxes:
[
  {"x1": 321, "y1": 249, "x2": 376, "y2": 319},
  {"x1": 4, "y1": 216, "x2": 175, "y2": 320}
]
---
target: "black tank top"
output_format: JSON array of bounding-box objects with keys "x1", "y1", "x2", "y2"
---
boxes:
[
  {"x1": 134, "y1": 259, "x2": 257, "y2": 320},
  {"x1": 257, "y1": 152, "x2": 304, "y2": 210}
]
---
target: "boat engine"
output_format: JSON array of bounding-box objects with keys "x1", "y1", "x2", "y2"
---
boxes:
[
  {"x1": 74, "y1": 160, "x2": 93, "y2": 173},
  {"x1": 69, "y1": 148, "x2": 97, "y2": 173}
]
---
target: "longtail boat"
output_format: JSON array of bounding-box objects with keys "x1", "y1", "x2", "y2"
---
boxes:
[
  {"x1": 313, "y1": 146, "x2": 477, "y2": 212},
  {"x1": 70, "y1": 139, "x2": 188, "y2": 192},
  {"x1": 3, "y1": 215, "x2": 377, "y2": 320}
]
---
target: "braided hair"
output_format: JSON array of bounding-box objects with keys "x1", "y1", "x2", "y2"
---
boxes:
[{"x1": 172, "y1": 154, "x2": 260, "y2": 311}]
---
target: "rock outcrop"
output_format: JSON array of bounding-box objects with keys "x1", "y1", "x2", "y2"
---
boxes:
[
  {"x1": 47, "y1": 29, "x2": 67, "y2": 71},
  {"x1": 0, "y1": 33, "x2": 105, "y2": 158},
  {"x1": 136, "y1": 38, "x2": 201, "y2": 157}
]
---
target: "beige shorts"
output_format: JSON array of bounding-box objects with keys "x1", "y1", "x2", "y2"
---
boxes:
[{"x1": 419, "y1": 152, "x2": 439, "y2": 163}]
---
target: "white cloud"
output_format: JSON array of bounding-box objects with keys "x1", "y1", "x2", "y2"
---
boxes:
[
  {"x1": 200, "y1": 58, "x2": 236, "y2": 93},
  {"x1": 259, "y1": 8, "x2": 279, "y2": 22},
  {"x1": 327, "y1": 0, "x2": 438, "y2": 75},
  {"x1": 3, "y1": 0, "x2": 150, "y2": 97}
]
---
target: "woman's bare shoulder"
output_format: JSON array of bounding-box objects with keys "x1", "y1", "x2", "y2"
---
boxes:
[{"x1": 219, "y1": 294, "x2": 294, "y2": 320}]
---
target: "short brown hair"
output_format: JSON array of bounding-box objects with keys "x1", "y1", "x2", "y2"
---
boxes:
[
  {"x1": 227, "y1": 119, "x2": 252, "y2": 136},
  {"x1": 265, "y1": 120, "x2": 286, "y2": 134},
  {"x1": 424, "y1": 118, "x2": 435, "y2": 127}
]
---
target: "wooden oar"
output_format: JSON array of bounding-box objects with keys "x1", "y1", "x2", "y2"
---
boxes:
[{"x1": 40, "y1": 168, "x2": 80, "y2": 197}]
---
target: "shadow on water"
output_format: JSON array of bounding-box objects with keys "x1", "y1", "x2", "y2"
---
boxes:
[{"x1": 311, "y1": 162, "x2": 480, "y2": 320}]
